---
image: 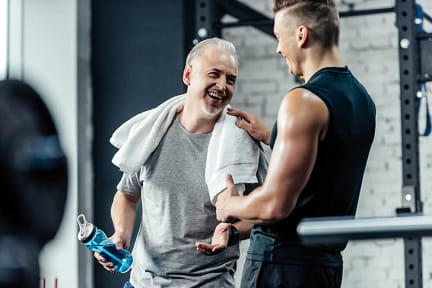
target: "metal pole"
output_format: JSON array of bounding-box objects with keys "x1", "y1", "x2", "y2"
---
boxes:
[
  {"x1": 194, "y1": 0, "x2": 220, "y2": 43},
  {"x1": 297, "y1": 214, "x2": 432, "y2": 243},
  {"x1": 396, "y1": 0, "x2": 423, "y2": 286}
]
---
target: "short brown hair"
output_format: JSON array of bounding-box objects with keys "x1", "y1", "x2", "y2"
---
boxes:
[{"x1": 273, "y1": 0, "x2": 339, "y2": 49}]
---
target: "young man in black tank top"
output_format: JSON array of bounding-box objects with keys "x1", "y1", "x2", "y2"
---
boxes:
[{"x1": 212, "y1": 1, "x2": 376, "y2": 287}]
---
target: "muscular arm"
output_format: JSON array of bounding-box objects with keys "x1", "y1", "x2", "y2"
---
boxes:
[
  {"x1": 216, "y1": 89, "x2": 329, "y2": 224},
  {"x1": 110, "y1": 191, "x2": 141, "y2": 249}
]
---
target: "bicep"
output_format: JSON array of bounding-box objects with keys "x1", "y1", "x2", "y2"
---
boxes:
[
  {"x1": 261, "y1": 90, "x2": 329, "y2": 215},
  {"x1": 114, "y1": 190, "x2": 141, "y2": 207},
  {"x1": 263, "y1": 123, "x2": 319, "y2": 211},
  {"x1": 122, "y1": 192, "x2": 141, "y2": 204}
]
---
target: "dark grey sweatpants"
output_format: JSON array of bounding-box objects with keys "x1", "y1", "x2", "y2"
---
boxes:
[{"x1": 240, "y1": 259, "x2": 342, "y2": 288}]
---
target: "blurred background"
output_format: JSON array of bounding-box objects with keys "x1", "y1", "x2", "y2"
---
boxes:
[{"x1": 1, "y1": 0, "x2": 431, "y2": 287}]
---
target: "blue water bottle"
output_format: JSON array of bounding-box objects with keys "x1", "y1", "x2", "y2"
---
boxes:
[{"x1": 77, "y1": 214, "x2": 133, "y2": 273}]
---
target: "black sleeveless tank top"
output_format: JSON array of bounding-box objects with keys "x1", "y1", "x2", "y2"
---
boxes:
[{"x1": 248, "y1": 66, "x2": 376, "y2": 267}]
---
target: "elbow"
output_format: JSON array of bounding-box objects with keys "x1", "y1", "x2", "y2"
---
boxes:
[
  {"x1": 248, "y1": 188, "x2": 297, "y2": 223},
  {"x1": 260, "y1": 201, "x2": 295, "y2": 223},
  {"x1": 266, "y1": 210, "x2": 291, "y2": 222}
]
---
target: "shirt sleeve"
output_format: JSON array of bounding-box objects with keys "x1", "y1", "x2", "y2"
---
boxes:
[
  {"x1": 244, "y1": 149, "x2": 268, "y2": 195},
  {"x1": 116, "y1": 171, "x2": 141, "y2": 195}
]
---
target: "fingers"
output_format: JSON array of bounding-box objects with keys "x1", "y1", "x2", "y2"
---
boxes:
[
  {"x1": 94, "y1": 252, "x2": 116, "y2": 273},
  {"x1": 227, "y1": 107, "x2": 248, "y2": 119},
  {"x1": 235, "y1": 118, "x2": 251, "y2": 131},
  {"x1": 195, "y1": 242, "x2": 216, "y2": 255},
  {"x1": 195, "y1": 243, "x2": 224, "y2": 255},
  {"x1": 216, "y1": 209, "x2": 224, "y2": 222},
  {"x1": 109, "y1": 234, "x2": 129, "y2": 250},
  {"x1": 225, "y1": 174, "x2": 235, "y2": 190},
  {"x1": 216, "y1": 209, "x2": 233, "y2": 223},
  {"x1": 94, "y1": 252, "x2": 104, "y2": 261}
]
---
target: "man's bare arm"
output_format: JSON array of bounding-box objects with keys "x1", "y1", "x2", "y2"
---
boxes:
[
  {"x1": 216, "y1": 88, "x2": 329, "y2": 224},
  {"x1": 94, "y1": 191, "x2": 140, "y2": 272}
]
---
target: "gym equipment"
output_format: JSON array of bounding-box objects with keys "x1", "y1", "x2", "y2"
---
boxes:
[{"x1": 0, "y1": 80, "x2": 68, "y2": 288}]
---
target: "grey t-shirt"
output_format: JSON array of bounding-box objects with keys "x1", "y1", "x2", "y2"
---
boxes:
[{"x1": 117, "y1": 116, "x2": 239, "y2": 288}]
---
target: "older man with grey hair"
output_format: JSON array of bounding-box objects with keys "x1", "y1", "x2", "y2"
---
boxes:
[{"x1": 94, "y1": 38, "x2": 267, "y2": 288}]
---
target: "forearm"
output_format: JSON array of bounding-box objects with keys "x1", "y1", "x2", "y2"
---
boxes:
[
  {"x1": 262, "y1": 126, "x2": 272, "y2": 146},
  {"x1": 110, "y1": 191, "x2": 139, "y2": 240},
  {"x1": 225, "y1": 187, "x2": 294, "y2": 225},
  {"x1": 232, "y1": 220, "x2": 254, "y2": 240}
]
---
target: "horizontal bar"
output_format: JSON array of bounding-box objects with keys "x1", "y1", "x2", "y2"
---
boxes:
[
  {"x1": 297, "y1": 214, "x2": 432, "y2": 243},
  {"x1": 418, "y1": 76, "x2": 432, "y2": 82},
  {"x1": 424, "y1": 11, "x2": 432, "y2": 24},
  {"x1": 217, "y1": 6, "x2": 396, "y2": 31},
  {"x1": 216, "y1": 19, "x2": 273, "y2": 29},
  {"x1": 417, "y1": 32, "x2": 432, "y2": 40},
  {"x1": 339, "y1": 7, "x2": 395, "y2": 18},
  {"x1": 218, "y1": 0, "x2": 274, "y2": 37}
]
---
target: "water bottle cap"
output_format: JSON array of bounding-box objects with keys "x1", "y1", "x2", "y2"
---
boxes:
[{"x1": 77, "y1": 214, "x2": 96, "y2": 242}]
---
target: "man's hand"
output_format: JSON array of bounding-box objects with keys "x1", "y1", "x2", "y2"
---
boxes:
[
  {"x1": 195, "y1": 222, "x2": 231, "y2": 255},
  {"x1": 94, "y1": 232, "x2": 130, "y2": 273},
  {"x1": 227, "y1": 107, "x2": 271, "y2": 145},
  {"x1": 215, "y1": 174, "x2": 239, "y2": 222}
]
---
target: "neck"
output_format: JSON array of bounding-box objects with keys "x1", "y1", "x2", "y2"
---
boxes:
[
  {"x1": 301, "y1": 46, "x2": 344, "y2": 82},
  {"x1": 179, "y1": 100, "x2": 219, "y2": 134}
]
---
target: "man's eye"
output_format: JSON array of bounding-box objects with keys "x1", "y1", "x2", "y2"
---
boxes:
[{"x1": 227, "y1": 78, "x2": 236, "y2": 85}]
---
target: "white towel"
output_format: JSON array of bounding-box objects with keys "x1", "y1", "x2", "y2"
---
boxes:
[
  {"x1": 110, "y1": 94, "x2": 185, "y2": 174},
  {"x1": 110, "y1": 93, "x2": 264, "y2": 204}
]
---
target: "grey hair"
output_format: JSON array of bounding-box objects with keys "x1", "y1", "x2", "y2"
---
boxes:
[{"x1": 185, "y1": 37, "x2": 238, "y2": 65}]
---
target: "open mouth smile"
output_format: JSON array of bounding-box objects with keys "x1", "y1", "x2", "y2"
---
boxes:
[{"x1": 208, "y1": 91, "x2": 225, "y2": 101}]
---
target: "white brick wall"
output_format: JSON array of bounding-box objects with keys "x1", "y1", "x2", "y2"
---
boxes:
[{"x1": 222, "y1": 0, "x2": 432, "y2": 287}]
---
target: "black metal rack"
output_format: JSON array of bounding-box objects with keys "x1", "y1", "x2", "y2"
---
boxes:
[
  {"x1": 395, "y1": 1, "x2": 431, "y2": 286},
  {"x1": 192, "y1": 1, "x2": 432, "y2": 287}
]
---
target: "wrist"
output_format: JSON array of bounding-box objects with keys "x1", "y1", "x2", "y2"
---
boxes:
[
  {"x1": 228, "y1": 224, "x2": 240, "y2": 246},
  {"x1": 263, "y1": 127, "x2": 272, "y2": 145}
]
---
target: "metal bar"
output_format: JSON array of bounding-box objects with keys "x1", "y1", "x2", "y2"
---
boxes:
[
  {"x1": 417, "y1": 32, "x2": 432, "y2": 40},
  {"x1": 419, "y1": 36, "x2": 432, "y2": 81},
  {"x1": 405, "y1": 238, "x2": 423, "y2": 287},
  {"x1": 217, "y1": 0, "x2": 274, "y2": 37},
  {"x1": 297, "y1": 214, "x2": 432, "y2": 243},
  {"x1": 216, "y1": 19, "x2": 273, "y2": 29},
  {"x1": 396, "y1": 0, "x2": 423, "y2": 286},
  {"x1": 424, "y1": 11, "x2": 432, "y2": 24},
  {"x1": 215, "y1": 6, "x2": 395, "y2": 34},
  {"x1": 396, "y1": 1, "x2": 423, "y2": 212},
  {"x1": 339, "y1": 7, "x2": 395, "y2": 18},
  {"x1": 418, "y1": 76, "x2": 432, "y2": 82},
  {"x1": 194, "y1": 0, "x2": 221, "y2": 42},
  {"x1": 77, "y1": 0, "x2": 94, "y2": 287},
  {"x1": 183, "y1": 0, "x2": 196, "y2": 57}
]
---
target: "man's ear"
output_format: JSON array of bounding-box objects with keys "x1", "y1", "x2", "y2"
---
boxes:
[
  {"x1": 183, "y1": 65, "x2": 192, "y2": 86},
  {"x1": 296, "y1": 26, "x2": 309, "y2": 48}
]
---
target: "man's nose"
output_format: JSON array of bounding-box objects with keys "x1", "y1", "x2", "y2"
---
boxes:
[
  {"x1": 215, "y1": 77, "x2": 227, "y2": 90},
  {"x1": 276, "y1": 42, "x2": 282, "y2": 56}
]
